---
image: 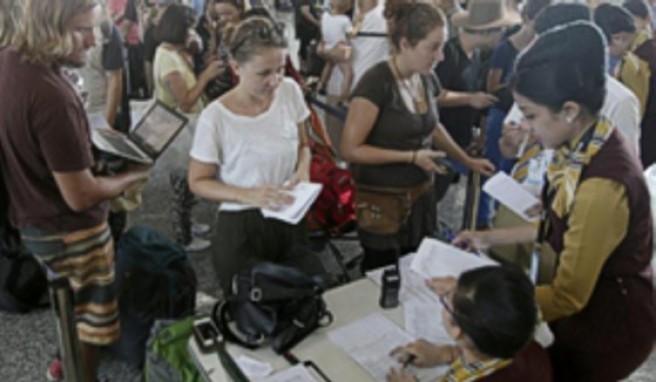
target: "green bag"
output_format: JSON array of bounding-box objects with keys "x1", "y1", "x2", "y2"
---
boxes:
[{"x1": 144, "y1": 318, "x2": 203, "y2": 382}]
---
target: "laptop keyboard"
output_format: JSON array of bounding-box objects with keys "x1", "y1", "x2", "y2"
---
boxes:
[{"x1": 101, "y1": 133, "x2": 146, "y2": 159}]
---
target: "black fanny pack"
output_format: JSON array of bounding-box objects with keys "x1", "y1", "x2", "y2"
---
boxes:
[{"x1": 212, "y1": 262, "x2": 333, "y2": 355}]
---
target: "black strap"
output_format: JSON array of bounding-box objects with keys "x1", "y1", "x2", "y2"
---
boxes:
[
  {"x1": 212, "y1": 334, "x2": 250, "y2": 382},
  {"x1": 283, "y1": 352, "x2": 332, "y2": 382},
  {"x1": 307, "y1": 96, "x2": 347, "y2": 122},
  {"x1": 355, "y1": 31, "x2": 388, "y2": 38},
  {"x1": 305, "y1": 361, "x2": 332, "y2": 382},
  {"x1": 212, "y1": 300, "x2": 261, "y2": 350},
  {"x1": 536, "y1": 179, "x2": 556, "y2": 246}
]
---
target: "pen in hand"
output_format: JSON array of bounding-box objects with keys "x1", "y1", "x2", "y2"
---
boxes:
[{"x1": 403, "y1": 354, "x2": 417, "y2": 369}]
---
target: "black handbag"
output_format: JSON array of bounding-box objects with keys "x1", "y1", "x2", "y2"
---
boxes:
[{"x1": 212, "y1": 262, "x2": 333, "y2": 354}]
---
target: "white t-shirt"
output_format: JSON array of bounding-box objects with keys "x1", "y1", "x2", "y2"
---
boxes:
[
  {"x1": 327, "y1": 4, "x2": 389, "y2": 95},
  {"x1": 505, "y1": 75, "x2": 641, "y2": 155},
  {"x1": 351, "y1": 5, "x2": 389, "y2": 89},
  {"x1": 321, "y1": 13, "x2": 352, "y2": 51},
  {"x1": 190, "y1": 78, "x2": 310, "y2": 211},
  {"x1": 80, "y1": 44, "x2": 109, "y2": 115}
]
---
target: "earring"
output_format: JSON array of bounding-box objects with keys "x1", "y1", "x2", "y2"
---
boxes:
[{"x1": 566, "y1": 116, "x2": 574, "y2": 124}]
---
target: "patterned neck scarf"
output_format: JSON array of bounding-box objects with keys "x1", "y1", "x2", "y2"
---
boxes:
[
  {"x1": 633, "y1": 29, "x2": 651, "y2": 51},
  {"x1": 512, "y1": 141, "x2": 544, "y2": 183},
  {"x1": 546, "y1": 118, "x2": 613, "y2": 218},
  {"x1": 441, "y1": 357, "x2": 512, "y2": 382}
]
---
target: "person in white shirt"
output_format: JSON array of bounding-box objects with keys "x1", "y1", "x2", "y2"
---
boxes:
[
  {"x1": 188, "y1": 17, "x2": 315, "y2": 292},
  {"x1": 79, "y1": 19, "x2": 126, "y2": 129},
  {"x1": 322, "y1": 0, "x2": 388, "y2": 156},
  {"x1": 324, "y1": 0, "x2": 389, "y2": 95},
  {"x1": 317, "y1": 0, "x2": 354, "y2": 101},
  {"x1": 350, "y1": 0, "x2": 389, "y2": 89}
]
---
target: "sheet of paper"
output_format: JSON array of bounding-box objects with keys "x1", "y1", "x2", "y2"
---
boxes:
[
  {"x1": 482, "y1": 172, "x2": 539, "y2": 222},
  {"x1": 259, "y1": 364, "x2": 318, "y2": 382},
  {"x1": 404, "y1": 300, "x2": 453, "y2": 345},
  {"x1": 328, "y1": 313, "x2": 448, "y2": 382},
  {"x1": 410, "y1": 238, "x2": 497, "y2": 280},
  {"x1": 235, "y1": 355, "x2": 274, "y2": 379},
  {"x1": 87, "y1": 113, "x2": 111, "y2": 130},
  {"x1": 367, "y1": 254, "x2": 439, "y2": 305},
  {"x1": 261, "y1": 182, "x2": 323, "y2": 225}
]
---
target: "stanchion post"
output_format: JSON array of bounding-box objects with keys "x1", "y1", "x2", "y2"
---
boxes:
[{"x1": 48, "y1": 275, "x2": 83, "y2": 382}]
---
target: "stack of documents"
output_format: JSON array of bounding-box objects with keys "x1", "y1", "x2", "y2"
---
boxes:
[
  {"x1": 366, "y1": 239, "x2": 498, "y2": 350},
  {"x1": 328, "y1": 313, "x2": 449, "y2": 381},
  {"x1": 409, "y1": 238, "x2": 497, "y2": 279}
]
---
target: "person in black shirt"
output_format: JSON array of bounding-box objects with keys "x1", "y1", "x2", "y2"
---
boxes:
[
  {"x1": 121, "y1": 0, "x2": 149, "y2": 99},
  {"x1": 295, "y1": 0, "x2": 322, "y2": 71},
  {"x1": 433, "y1": 0, "x2": 520, "y2": 202},
  {"x1": 477, "y1": 0, "x2": 551, "y2": 227},
  {"x1": 195, "y1": 0, "x2": 243, "y2": 72},
  {"x1": 436, "y1": 0, "x2": 521, "y2": 148}
]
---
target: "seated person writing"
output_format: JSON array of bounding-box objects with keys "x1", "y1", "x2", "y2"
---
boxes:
[{"x1": 387, "y1": 266, "x2": 552, "y2": 382}]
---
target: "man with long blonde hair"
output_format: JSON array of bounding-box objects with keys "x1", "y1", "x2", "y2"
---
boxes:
[
  {"x1": 0, "y1": 1, "x2": 149, "y2": 380},
  {"x1": 0, "y1": 0, "x2": 22, "y2": 48}
]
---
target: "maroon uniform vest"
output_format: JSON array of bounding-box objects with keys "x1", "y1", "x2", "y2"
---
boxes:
[{"x1": 544, "y1": 130, "x2": 656, "y2": 381}]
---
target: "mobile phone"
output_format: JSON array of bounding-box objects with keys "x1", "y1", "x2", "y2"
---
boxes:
[
  {"x1": 379, "y1": 266, "x2": 401, "y2": 309},
  {"x1": 193, "y1": 317, "x2": 220, "y2": 353},
  {"x1": 432, "y1": 157, "x2": 452, "y2": 172}
]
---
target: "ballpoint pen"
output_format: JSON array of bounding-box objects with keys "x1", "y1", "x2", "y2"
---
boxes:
[{"x1": 403, "y1": 354, "x2": 417, "y2": 369}]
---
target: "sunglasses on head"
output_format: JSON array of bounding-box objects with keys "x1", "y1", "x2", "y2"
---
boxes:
[
  {"x1": 232, "y1": 23, "x2": 285, "y2": 52},
  {"x1": 463, "y1": 26, "x2": 506, "y2": 35}
]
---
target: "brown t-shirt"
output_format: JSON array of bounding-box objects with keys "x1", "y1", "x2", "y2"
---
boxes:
[
  {"x1": 350, "y1": 61, "x2": 440, "y2": 188},
  {"x1": 0, "y1": 48, "x2": 108, "y2": 233}
]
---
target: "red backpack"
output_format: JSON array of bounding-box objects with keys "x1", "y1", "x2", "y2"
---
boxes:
[{"x1": 306, "y1": 108, "x2": 356, "y2": 235}]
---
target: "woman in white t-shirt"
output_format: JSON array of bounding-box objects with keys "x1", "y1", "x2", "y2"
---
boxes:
[{"x1": 188, "y1": 17, "x2": 316, "y2": 292}]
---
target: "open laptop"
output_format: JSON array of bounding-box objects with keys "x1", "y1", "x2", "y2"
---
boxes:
[{"x1": 90, "y1": 101, "x2": 188, "y2": 164}]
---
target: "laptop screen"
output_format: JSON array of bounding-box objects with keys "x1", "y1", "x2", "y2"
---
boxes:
[{"x1": 130, "y1": 101, "x2": 188, "y2": 158}]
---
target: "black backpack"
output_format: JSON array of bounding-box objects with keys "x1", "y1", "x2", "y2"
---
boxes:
[
  {"x1": 0, "y1": 159, "x2": 48, "y2": 314},
  {"x1": 213, "y1": 262, "x2": 333, "y2": 355},
  {"x1": 0, "y1": 251, "x2": 49, "y2": 313},
  {"x1": 111, "y1": 226, "x2": 197, "y2": 369}
]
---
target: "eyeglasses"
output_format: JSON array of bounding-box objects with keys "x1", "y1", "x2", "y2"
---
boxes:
[
  {"x1": 232, "y1": 23, "x2": 285, "y2": 53},
  {"x1": 439, "y1": 292, "x2": 456, "y2": 318}
]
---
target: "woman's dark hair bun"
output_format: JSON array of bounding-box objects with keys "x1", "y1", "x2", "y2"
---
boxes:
[{"x1": 512, "y1": 21, "x2": 607, "y2": 114}]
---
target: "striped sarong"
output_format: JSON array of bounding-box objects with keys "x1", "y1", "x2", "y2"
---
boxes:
[{"x1": 21, "y1": 223, "x2": 119, "y2": 345}]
